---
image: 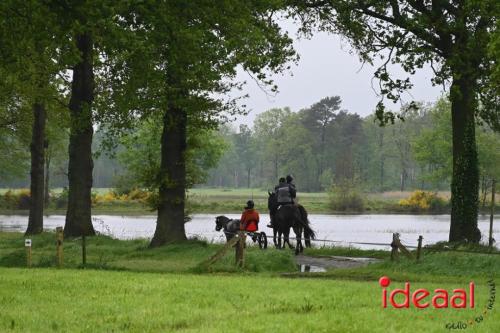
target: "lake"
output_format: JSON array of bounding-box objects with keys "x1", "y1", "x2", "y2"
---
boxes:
[{"x1": 1, "y1": 214, "x2": 498, "y2": 249}]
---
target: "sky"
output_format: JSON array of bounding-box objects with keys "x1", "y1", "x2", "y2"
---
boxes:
[{"x1": 231, "y1": 21, "x2": 446, "y2": 127}]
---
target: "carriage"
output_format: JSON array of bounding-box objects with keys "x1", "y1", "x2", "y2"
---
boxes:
[
  {"x1": 247, "y1": 231, "x2": 268, "y2": 249},
  {"x1": 214, "y1": 216, "x2": 268, "y2": 249}
]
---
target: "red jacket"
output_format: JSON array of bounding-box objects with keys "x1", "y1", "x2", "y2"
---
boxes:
[{"x1": 240, "y1": 209, "x2": 259, "y2": 232}]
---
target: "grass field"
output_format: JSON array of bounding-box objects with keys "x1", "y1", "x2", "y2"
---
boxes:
[
  {"x1": 0, "y1": 231, "x2": 499, "y2": 332},
  {"x1": 1, "y1": 268, "x2": 498, "y2": 333}
]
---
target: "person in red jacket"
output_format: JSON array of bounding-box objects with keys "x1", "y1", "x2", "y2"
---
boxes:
[{"x1": 240, "y1": 200, "x2": 259, "y2": 232}]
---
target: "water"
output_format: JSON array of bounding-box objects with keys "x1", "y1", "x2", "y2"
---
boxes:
[
  {"x1": 297, "y1": 264, "x2": 326, "y2": 273},
  {"x1": 0, "y1": 214, "x2": 498, "y2": 249}
]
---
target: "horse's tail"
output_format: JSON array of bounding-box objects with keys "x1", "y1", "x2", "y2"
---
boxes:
[{"x1": 298, "y1": 205, "x2": 315, "y2": 247}]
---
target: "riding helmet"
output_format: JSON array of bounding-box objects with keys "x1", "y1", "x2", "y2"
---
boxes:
[{"x1": 245, "y1": 200, "x2": 254, "y2": 209}]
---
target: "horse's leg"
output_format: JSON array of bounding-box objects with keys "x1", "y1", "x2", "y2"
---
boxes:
[
  {"x1": 294, "y1": 227, "x2": 303, "y2": 255},
  {"x1": 282, "y1": 229, "x2": 290, "y2": 249},
  {"x1": 286, "y1": 228, "x2": 293, "y2": 249},
  {"x1": 273, "y1": 228, "x2": 279, "y2": 249}
]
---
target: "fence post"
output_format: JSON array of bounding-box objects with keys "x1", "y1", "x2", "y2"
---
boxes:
[
  {"x1": 489, "y1": 179, "x2": 496, "y2": 248},
  {"x1": 82, "y1": 236, "x2": 87, "y2": 267},
  {"x1": 390, "y1": 233, "x2": 399, "y2": 261},
  {"x1": 25, "y1": 239, "x2": 32, "y2": 268},
  {"x1": 235, "y1": 231, "x2": 246, "y2": 268},
  {"x1": 416, "y1": 235, "x2": 423, "y2": 262},
  {"x1": 56, "y1": 227, "x2": 63, "y2": 267}
]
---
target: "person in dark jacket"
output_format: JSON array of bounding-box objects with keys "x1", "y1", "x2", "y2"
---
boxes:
[
  {"x1": 286, "y1": 174, "x2": 297, "y2": 203},
  {"x1": 267, "y1": 176, "x2": 296, "y2": 228}
]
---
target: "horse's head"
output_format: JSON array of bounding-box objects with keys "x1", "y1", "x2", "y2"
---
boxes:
[
  {"x1": 215, "y1": 215, "x2": 230, "y2": 231},
  {"x1": 267, "y1": 190, "x2": 277, "y2": 211}
]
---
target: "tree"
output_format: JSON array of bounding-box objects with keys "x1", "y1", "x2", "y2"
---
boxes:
[
  {"x1": 99, "y1": 1, "x2": 296, "y2": 246},
  {"x1": 294, "y1": 0, "x2": 499, "y2": 242},
  {"x1": 254, "y1": 108, "x2": 293, "y2": 183},
  {"x1": 301, "y1": 96, "x2": 341, "y2": 189},
  {"x1": 116, "y1": 117, "x2": 227, "y2": 193},
  {"x1": 413, "y1": 99, "x2": 453, "y2": 188},
  {"x1": 234, "y1": 125, "x2": 256, "y2": 188},
  {"x1": 0, "y1": 1, "x2": 64, "y2": 234}
]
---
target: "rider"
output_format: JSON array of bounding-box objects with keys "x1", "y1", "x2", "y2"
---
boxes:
[
  {"x1": 240, "y1": 200, "x2": 259, "y2": 232},
  {"x1": 267, "y1": 175, "x2": 297, "y2": 228},
  {"x1": 286, "y1": 174, "x2": 297, "y2": 204}
]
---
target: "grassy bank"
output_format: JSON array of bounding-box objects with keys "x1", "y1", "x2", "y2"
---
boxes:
[
  {"x1": 2, "y1": 187, "x2": 498, "y2": 215},
  {"x1": 0, "y1": 232, "x2": 295, "y2": 273},
  {"x1": 0, "y1": 232, "x2": 499, "y2": 332}
]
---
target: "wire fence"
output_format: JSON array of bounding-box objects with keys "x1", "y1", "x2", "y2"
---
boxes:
[{"x1": 190, "y1": 228, "x2": 499, "y2": 254}]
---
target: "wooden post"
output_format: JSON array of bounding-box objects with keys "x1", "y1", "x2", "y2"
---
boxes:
[
  {"x1": 390, "y1": 233, "x2": 399, "y2": 261},
  {"x1": 489, "y1": 180, "x2": 496, "y2": 248},
  {"x1": 56, "y1": 227, "x2": 63, "y2": 267},
  {"x1": 25, "y1": 239, "x2": 32, "y2": 268},
  {"x1": 82, "y1": 235, "x2": 86, "y2": 266},
  {"x1": 235, "y1": 231, "x2": 246, "y2": 267},
  {"x1": 416, "y1": 235, "x2": 423, "y2": 262},
  {"x1": 201, "y1": 236, "x2": 240, "y2": 267}
]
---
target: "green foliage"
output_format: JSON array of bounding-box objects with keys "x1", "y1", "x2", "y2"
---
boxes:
[
  {"x1": 115, "y1": 118, "x2": 228, "y2": 196},
  {"x1": 412, "y1": 99, "x2": 453, "y2": 187},
  {"x1": 328, "y1": 181, "x2": 364, "y2": 212}
]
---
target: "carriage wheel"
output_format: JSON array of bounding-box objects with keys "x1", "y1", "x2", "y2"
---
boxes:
[{"x1": 258, "y1": 232, "x2": 267, "y2": 249}]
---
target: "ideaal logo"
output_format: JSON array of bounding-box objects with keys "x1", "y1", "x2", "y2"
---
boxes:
[
  {"x1": 379, "y1": 276, "x2": 474, "y2": 308},
  {"x1": 378, "y1": 276, "x2": 496, "y2": 330}
]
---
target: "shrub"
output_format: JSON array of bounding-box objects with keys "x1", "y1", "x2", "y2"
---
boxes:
[
  {"x1": 398, "y1": 190, "x2": 447, "y2": 212},
  {"x1": 1, "y1": 189, "x2": 31, "y2": 209},
  {"x1": 328, "y1": 183, "x2": 364, "y2": 211},
  {"x1": 128, "y1": 188, "x2": 150, "y2": 201},
  {"x1": 55, "y1": 188, "x2": 69, "y2": 209}
]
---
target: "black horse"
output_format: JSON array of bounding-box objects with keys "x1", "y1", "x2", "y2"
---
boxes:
[
  {"x1": 267, "y1": 192, "x2": 316, "y2": 254},
  {"x1": 214, "y1": 216, "x2": 240, "y2": 242}
]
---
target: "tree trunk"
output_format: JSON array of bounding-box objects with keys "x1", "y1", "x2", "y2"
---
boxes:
[
  {"x1": 448, "y1": 75, "x2": 481, "y2": 243},
  {"x1": 379, "y1": 130, "x2": 384, "y2": 192},
  {"x1": 150, "y1": 104, "x2": 188, "y2": 247},
  {"x1": 44, "y1": 149, "x2": 50, "y2": 208},
  {"x1": 64, "y1": 32, "x2": 96, "y2": 237},
  {"x1": 26, "y1": 102, "x2": 46, "y2": 235}
]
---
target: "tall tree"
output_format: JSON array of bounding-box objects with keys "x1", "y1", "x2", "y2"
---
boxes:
[
  {"x1": 64, "y1": 31, "x2": 96, "y2": 237},
  {"x1": 294, "y1": 0, "x2": 499, "y2": 242},
  {"x1": 234, "y1": 125, "x2": 256, "y2": 188},
  {"x1": 99, "y1": 1, "x2": 296, "y2": 246},
  {"x1": 0, "y1": 1, "x2": 62, "y2": 234},
  {"x1": 301, "y1": 96, "x2": 341, "y2": 189}
]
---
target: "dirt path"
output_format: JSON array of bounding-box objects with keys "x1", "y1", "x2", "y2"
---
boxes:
[{"x1": 295, "y1": 255, "x2": 382, "y2": 271}]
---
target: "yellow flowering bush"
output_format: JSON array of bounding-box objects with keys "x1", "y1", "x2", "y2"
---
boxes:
[{"x1": 399, "y1": 190, "x2": 447, "y2": 212}]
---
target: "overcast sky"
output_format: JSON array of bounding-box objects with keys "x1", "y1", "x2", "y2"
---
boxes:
[{"x1": 231, "y1": 21, "x2": 446, "y2": 128}]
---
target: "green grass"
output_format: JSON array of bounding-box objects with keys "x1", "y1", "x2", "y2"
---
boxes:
[
  {"x1": 301, "y1": 245, "x2": 500, "y2": 283},
  {"x1": 0, "y1": 232, "x2": 499, "y2": 332},
  {"x1": 0, "y1": 268, "x2": 498, "y2": 332},
  {"x1": 0, "y1": 232, "x2": 295, "y2": 274}
]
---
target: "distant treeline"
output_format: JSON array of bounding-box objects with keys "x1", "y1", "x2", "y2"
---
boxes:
[
  {"x1": 2, "y1": 96, "x2": 498, "y2": 196},
  {"x1": 205, "y1": 96, "x2": 499, "y2": 193}
]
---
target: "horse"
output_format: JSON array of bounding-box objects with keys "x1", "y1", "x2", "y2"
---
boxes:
[
  {"x1": 267, "y1": 191, "x2": 316, "y2": 254},
  {"x1": 214, "y1": 215, "x2": 240, "y2": 242}
]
